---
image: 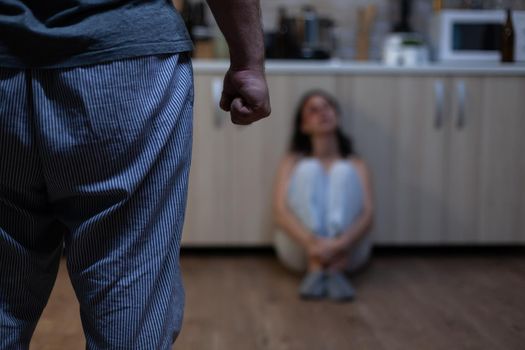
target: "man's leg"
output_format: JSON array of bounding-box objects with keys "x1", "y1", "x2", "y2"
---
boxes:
[
  {"x1": 32, "y1": 53, "x2": 194, "y2": 349},
  {"x1": 0, "y1": 68, "x2": 64, "y2": 349}
]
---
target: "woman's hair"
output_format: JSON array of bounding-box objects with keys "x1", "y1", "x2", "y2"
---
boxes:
[{"x1": 289, "y1": 90, "x2": 355, "y2": 157}]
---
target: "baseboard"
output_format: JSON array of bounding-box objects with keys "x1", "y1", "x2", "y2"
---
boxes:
[{"x1": 180, "y1": 244, "x2": 525, "y2": 256}]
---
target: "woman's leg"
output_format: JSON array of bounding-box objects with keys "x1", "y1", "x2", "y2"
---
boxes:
[
  {"x1": 287, "y1": 158, "x2": 328, "y2": 237},
  {"x1": 326, "y1": 161, "x2": 372, "y2": 273},
  {"x1": 326, "y1": 161, "x2": 364, "y2": 238},
  {"x1": 290, "y1": 159, "x2": 329, "y2": 272},
  {"x1": 275, "y1": 158, "x2": 327, "y2": 273}
]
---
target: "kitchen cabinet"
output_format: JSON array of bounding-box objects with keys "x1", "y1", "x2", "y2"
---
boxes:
[
  {"x1": 477, "y1": 77, "x2": 525, "y2": 243},
  {"x1": 183, "y1": 63, "x2": 525, "y2": 246},
  {"x1": 341, "y1": 74, "x2": 525, "y2": 244},
  {"x1": 443, "y1": 77, "x2": 484, "y2": 243},
  {"x1": 445, "y1": 76, "x2": 525, "y2": 243},
  {"x1": 181, "y1": 73, "x2": 233, "y2": 245}
]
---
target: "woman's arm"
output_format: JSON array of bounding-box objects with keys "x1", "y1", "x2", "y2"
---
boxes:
[
  {"x1": 335, "y1": 158, "x2": 375, "y2": 250},
  {"x1": 272, "y1": 154, "x2": 318, "y2": 252}
]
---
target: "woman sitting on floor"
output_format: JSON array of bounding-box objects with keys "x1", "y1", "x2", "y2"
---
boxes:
[{"x1": 272, "y1": 90, "x2": 375, "y2": 301}]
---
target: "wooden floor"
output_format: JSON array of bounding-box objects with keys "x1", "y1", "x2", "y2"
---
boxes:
[{"x1": 30, "y1": 250, "x2": 525, "y2": 350}]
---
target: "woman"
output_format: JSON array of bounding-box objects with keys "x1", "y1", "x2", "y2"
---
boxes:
[{"x1": 272, "y1": 90, "x2": 374, "y2": 301}]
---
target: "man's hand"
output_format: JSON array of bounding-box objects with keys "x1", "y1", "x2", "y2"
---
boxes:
[
  {"x1": 219, "y1": 68, "x2": 271, "y2": 125},
  {"x1": 205, "y1": 0, "x2": 270, "y2": 124}
]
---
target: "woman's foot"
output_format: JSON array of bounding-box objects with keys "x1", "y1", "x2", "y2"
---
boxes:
[
  {"x1": 299, "y1": 270, "x2": 327, "y2": 300},
  {"x1": 326, "y1": 271, "x2": 355, "y2": 301}
]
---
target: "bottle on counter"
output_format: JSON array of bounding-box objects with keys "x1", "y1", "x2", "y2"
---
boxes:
[{"x1": 501, "y1": 8, "x2": 515, "y2": 63}]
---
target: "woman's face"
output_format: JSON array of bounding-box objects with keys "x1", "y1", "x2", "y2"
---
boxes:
[{"x1": 300, "y1": 95, "x2": 339, "y2": 136}]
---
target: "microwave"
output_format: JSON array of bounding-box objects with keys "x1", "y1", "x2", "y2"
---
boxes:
[{"x1": 430, "y1": 10, "x2": 525, "y2": 62}]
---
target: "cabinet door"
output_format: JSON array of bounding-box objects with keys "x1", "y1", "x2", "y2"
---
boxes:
[
  {"x1": 444, "y1": 77, "x2": 484, "y2": 243},
  {"x1": 338, "y1": 76, "x2": 398, "y2": 244},
  {"x1": 478, "y1": 77, "x2": 525, "y2": 243},
  {"x1": 182, "y1": 73, "x2": 233, "y2": 246},
  {"x1": 228, "y1": 75, "x2": 289, "y2": 245},
  {"x1": 395, "y1": 76, "x2": 448, "y2": 244},
  {"x1": 340, "y1": 75, "x2": 448, "y2": 244}
]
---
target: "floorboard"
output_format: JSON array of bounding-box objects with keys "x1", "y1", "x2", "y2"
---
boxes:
[{"x1": 29, "y1": 251, "x2": 525, "y2": 350}]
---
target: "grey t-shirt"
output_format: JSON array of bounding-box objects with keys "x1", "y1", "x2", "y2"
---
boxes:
[{"x1": 0, "y1": 0, "x2": 193, "y2": 68}]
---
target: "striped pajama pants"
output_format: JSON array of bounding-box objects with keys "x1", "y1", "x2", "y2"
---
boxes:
[{"x1": 0, "y1": 52, "x2": 194, "y2": 349}]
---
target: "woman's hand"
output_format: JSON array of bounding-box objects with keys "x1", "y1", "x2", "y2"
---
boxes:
[
  {"x1": 305, "y1": 236, "x2": 322, "y2": 259},
  {"x1": 307, "y1": 237, "x2": 347, "y2": 265}
]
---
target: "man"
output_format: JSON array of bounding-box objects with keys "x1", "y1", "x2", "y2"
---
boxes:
[{"x1": 0, "y1": 0, "x2": 270, "y2": 348}]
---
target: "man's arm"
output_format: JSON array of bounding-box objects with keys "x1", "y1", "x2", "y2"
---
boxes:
[{"x1": 205, "y1": 0, "x2": 271, "y2": 125}]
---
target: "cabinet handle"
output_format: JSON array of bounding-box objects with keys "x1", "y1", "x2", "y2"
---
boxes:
[
  {"x1": 212, "y1": 78, "x2": 226, "y2": 128},
  {"x1": 456, "y1": 80, "x2": 466, "y2": 130},
  {"x1": 433, "y1": 80, "x2": 444, "y2": 130}
]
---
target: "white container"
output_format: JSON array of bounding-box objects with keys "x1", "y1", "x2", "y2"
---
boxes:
[{"x1": 382, "y1": 33, "x2": 430, "y2": 66}]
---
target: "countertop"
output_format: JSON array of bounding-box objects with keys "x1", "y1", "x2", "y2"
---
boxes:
[{"x1": 193, "y1": 59, "x2": 525, "y2": 76}]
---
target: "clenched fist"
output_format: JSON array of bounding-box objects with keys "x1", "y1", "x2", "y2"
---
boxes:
[{"x1": 219, "y1": 68, "x2": 271, "y2": 125}]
